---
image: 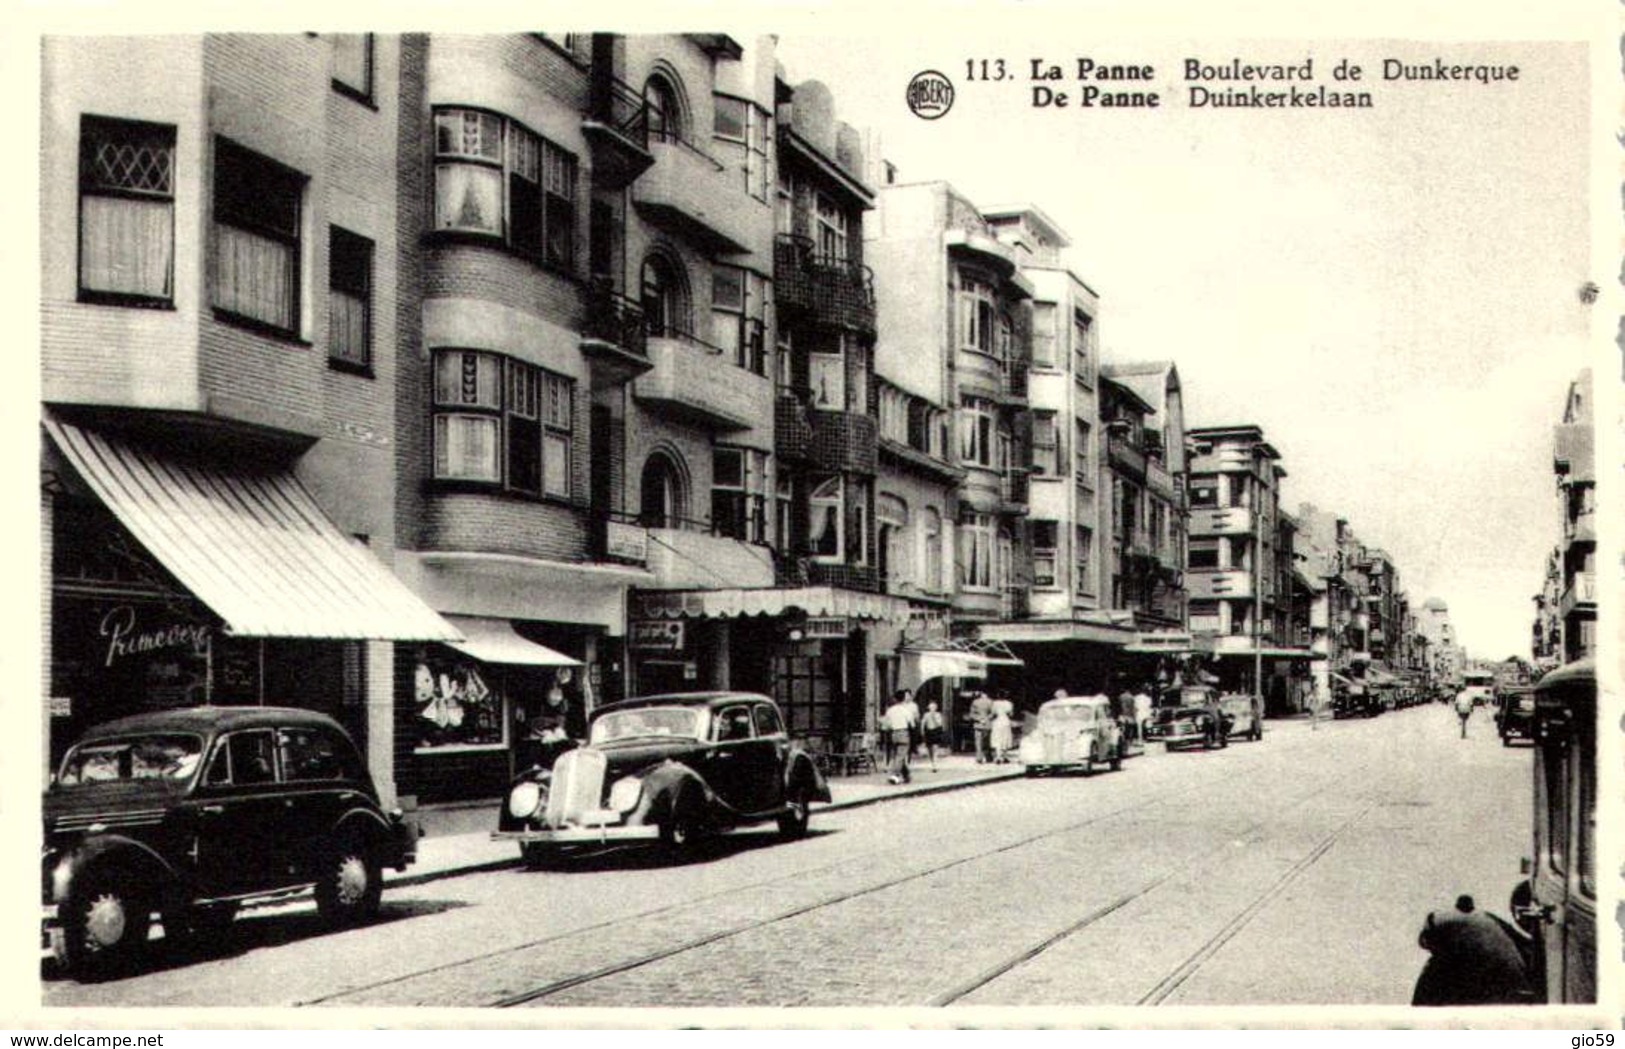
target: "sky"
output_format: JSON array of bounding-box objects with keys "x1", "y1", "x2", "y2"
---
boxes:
[{"x1": 776, "y1": 28, "x2": 1597, "y2": 660}]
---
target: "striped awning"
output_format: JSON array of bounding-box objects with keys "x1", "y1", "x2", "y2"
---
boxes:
[
  {"x1": 444, "y1": 616, "x2": 579, "y2": 667},
  {"x1": 45, "y1": 417, "x2": 462, "y2": 642},
  {"x1": 635, "y1": 585, "x2": 911, "y2": 623}
]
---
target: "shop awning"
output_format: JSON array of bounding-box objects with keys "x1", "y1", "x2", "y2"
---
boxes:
[
  {"x1": 443, "y1": 616, "x2": 580, "y2": 666},
  {"x1": 45, "y1": 417, "x2": 462, "y2": 642},
  {"x1": 635, "y1": 585, "x2": 911, "y2": 622},
  {"x1": 899, "y1": 648, "x2": 988, "y2": 690}
]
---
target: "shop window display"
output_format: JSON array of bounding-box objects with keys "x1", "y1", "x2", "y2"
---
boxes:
[{"x1": 412, "y1": 658, "x2": 505, "y2": 750}]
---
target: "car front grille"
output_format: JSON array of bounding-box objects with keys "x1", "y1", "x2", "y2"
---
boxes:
[{"x1": 544, "y1": 748, "x2": 606, "y2": 829}]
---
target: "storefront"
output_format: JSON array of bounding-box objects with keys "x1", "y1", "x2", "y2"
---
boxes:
[{"x1": 42, "y1": 417, "x2": 462, "y2": 788}]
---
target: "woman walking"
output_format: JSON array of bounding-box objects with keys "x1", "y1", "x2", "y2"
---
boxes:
[
  {"x1": 920, "y1": 701, "x2": 946, "y2": 771},
  {"x1": 989, "y1": 693, "x2": 1015, "y2": 764}
]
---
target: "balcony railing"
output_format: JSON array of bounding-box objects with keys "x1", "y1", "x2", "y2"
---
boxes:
[
  {"x1": 773, "y1": 234, "x2": 876, "y2": 333},
  {"x1": 583, "y1": 72, "x2": 654, "y2": 189},
  {"x1": 589, "y1": 72, "x2": 650, "y2": 151},
  {"x1": 583, "y1": 279, "x2": 647, "y2": 356},
  {"x1": 1000, "y1": 471, "x2": 1030, "y2": 510},
  {"x1": 1106, "y1": 429, "x2": 1148, "y2": 480}
]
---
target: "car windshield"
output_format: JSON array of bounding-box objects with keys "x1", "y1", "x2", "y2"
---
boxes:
[
  {"x1": 56, "y1": 734, "x2": 204, "y2": 786},
  {"x1": 590, "y1": 707, "x2": 706, "y2": 744},
  {"x1": 1040, "y1": 704, "x2": 1097, "y2": 724}
]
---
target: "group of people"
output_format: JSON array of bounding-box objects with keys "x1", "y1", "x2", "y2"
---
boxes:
[
  {"x1": 965, "y1": 690, "x2": 1016, "y2": 765},
  {"x1": 879, "y1": 689, "x2": 949, "y2": 784}
]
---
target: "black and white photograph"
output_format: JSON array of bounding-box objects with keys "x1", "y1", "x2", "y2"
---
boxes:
[{"x1": 12, "y1": 0, "x2": 1618, "y2": 1032}]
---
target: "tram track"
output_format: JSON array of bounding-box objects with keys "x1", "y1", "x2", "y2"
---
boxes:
[{"x1": 301, "y1": 752, "x2": 1277, "y2": 1007}]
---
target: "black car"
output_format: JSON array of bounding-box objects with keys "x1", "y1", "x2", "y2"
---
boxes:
[
  {"x1": 1332, "y1": 683, "x2": 1382, "y2": 718},
  {"x1": 494, "y1": 692, "x2": 831, "y2": 865},
  {"x1": 42, "y1": 706, "x2": 418, "y2": 977},
  {"x1": 1495, "y1": 686, "x2": 1537, "y2": 745}
]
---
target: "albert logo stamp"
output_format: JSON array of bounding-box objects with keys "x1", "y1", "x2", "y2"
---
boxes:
[{"x1": 906, "y1": 69, "x2": 955, "y2": 119}]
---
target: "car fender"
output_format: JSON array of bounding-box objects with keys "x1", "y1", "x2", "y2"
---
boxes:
[
  {"x1": 632, "y1": 761, "x2": 711, "y2": 826},
  {"x1": 782, "y1": 751, "x2": 832, "y2": 803},
  {"x1": 49, "y1": 834, "x2": 179, "y2": 906}
]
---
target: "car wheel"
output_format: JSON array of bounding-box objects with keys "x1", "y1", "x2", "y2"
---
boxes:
[
  {"x1": 55, "y1": 872, "x2": 150, "y2": 977},
  {"x1": 1110, "y1": 745, "x2": 1123, "y2": 772},
  {"x1": 778, "y1": 781, "x2": 812, "y2": 840},
  {"x1": 659, "y1": 796, "x2": 702, "y2": 861},
  {"x1": 315, "y1": 836, "x2": 382, "y2": 926}
]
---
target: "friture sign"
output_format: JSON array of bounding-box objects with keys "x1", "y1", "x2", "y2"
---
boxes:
[
  {"x1": 629, "y1": 620, "x2": 684, "y2": 651},
  {"x1": 800, "y1": 617, "x2": 849, "y2": 639}
]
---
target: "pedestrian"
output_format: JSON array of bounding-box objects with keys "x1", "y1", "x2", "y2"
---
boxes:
[
  {"x1": 1412, "y1": 895, "x2": 1533, "y2": 1005},
  {"x1": 1453, "y1": 687, "x2": 1473, "y2": 739},
  {"x1": 989, "y1": 692, "x2": 1015, "y2": 764},
  {"x1": 969, "y1": 690, "x2": 994, "y2": 763},
  {"x1": 900, "y1": 689, "x2": 922, "y2": 757},
  {"x1": 882, "y1": 689, "x2": 918, "y2": 784},
  {"x1": 920, "y1": 701, "x2": 946, "y2": 771},
  {"x1": 1133, "y1": 684, "x2": 1153, "y2": 744}
]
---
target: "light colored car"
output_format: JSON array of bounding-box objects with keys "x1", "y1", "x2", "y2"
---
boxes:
[
  {"x1": 1019, "y1": 696, "x2": 1124, "y2": 775},
  {"x1": 1219, "y1": 693, "x2": 1264, "y2": 741}
]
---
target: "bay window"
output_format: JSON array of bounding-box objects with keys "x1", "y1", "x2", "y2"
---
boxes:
[
  {"x1": 809, "y1": 476, "x2": 844, "y2": 561},
  {"x1": 79, "y1": 116, "x2": 175, "y2": 304},
  {"x1": 959, "y1": 513, "x2": 995, "y2": 590},
  {"x1": 957, "y1": 276, "x2": 997, "y2": 355},
  {"x1": 810, "y1": 342, "x2": 846, "y2": 410},
  {"x1": 816, "y1": 194, "x2": 848, "y2": 263},
  {"x1": 432, "y1": 349, "x2": 574, "y2": 498},
  {"x1": 433, "y1": 108, "x2": 576, "y2": 271},
  {"x1": 214, "y1": 138, "x2": 304, "y2": 335},
  {"x1": 711, "y1": 264, "x2": 766, "y2": 375},
  {"x1": 959, "y1": 396, "x2": 995, "y2": 467},
  {"x1": 712, "y1": 446, "x2": 767, "y2": 542}
]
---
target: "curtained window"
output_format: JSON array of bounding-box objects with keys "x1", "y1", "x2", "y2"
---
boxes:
[
  {"x1": 79, "y1": 116, "x2": 175, "y2": 304},
  {"x1": 327, "y1": 227, "x2": 371, "y2": 369},
  {"x1": 433, "y1": 108, "x2": 576, "y2": 271},
  {"x1": 433, "y1": 350, "x2": 573, "y2": 497},
  {"x1": 213, "y1": 139, "x2": 304, "y2": 335}
]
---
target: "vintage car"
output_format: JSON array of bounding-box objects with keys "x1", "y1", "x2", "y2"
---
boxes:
[
  {"x1": 1144, "y1": 686, "x2": 1230, "y2": 751},
  {"x1": 493, "y1": 692, "x2": 831, "y2": 866},
  {"x1": 1218, "y1": 693, "x2": 1265, "y2": 741},
  {"x1": 1332, "y1": 680, "x2": 1381, "y2": 718},
  {"x1": 1018, "y1": 696, "x2": 1127, "y2": 775},
  {"x1": 1496, "y1": 686, "x2": 1538, "y2": 746},
  {"x1": 42, "y1": 706, "x2": 418, "y2": 978}
]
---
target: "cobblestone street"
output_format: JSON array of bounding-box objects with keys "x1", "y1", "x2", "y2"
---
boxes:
[{"x1": 42, "y1": 704, "x2": 1528, "y2": 1011}]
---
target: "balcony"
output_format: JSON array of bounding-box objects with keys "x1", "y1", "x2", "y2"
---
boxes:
[
  {"x1": 1188, "y1": 506, "x2": 1253, "y2": 537},
  {"x1": 809, "y1": 409, "x2": 878, "y2": 475},
  {"x1": 643, "y1": 522, "x2": 775, "y2": 590},
  {"x1": 1106, "y1": 430, "x2": 1147, "y2": 481},
  {"x1": 1560, "y1": 572, "x2": 1597, "y2": 619},
  {"x1": 1002, "y1": 585, "x2": 1031, "y2": 620},
  {"x1": 580, "y1": 279, "x2": 651, "y2": 387},
  {"x1": 633, "y1": 135, "x2": 764, "y2": 255},
  {"x1": 1563, "y1": 509, "x2": 1595, "y2": 546},
  {"x1": 1146, "y1": 458, "x2": 1177, "y2": 501},
  {"x1": 777, "y1": 559, "x2": 881, "y2": 593},
  {"x1": 773, "y1": 235, "x2": 876, "y2": 336},
  {"x1": 999, "y1": 359, "x2": 1029, "y2": 406},
  {"x1": 944, "y1": 227, "x2": 1017, "y2": 276},
  {"x1": 632, "y1": 332, "x2": 772, "y2": 431},
  {"x1": 998, "y1": 471, "x2": 1030, "y2": 515},
  {"x1": 1187, "y1": 569, "x2": 1253, "y2": 600},
  {"x1": 583, "y1": 72, "x2": 653, "y2": 190}
]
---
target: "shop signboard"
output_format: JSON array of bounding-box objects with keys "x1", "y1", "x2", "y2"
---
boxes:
[{"x1": 630, "y1": 620, "x2": 684, "y2": 651}]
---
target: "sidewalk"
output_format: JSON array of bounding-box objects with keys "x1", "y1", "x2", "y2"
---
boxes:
[{"x1": 388, "y1": 752, "x2": 1022, "y2": 887}]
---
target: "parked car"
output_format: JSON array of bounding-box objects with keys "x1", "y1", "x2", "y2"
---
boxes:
[
  {"x1": 1145, "y1": 686, "x2": 1230, "y2": 751},
  {"x1": 1218, "y1": 693, "x2": 1264, "y2": 741},
  {"x1": 493, "y1": 692, "x2": 830, "y2": 866},
  {"x1": 1332, "y1": 681, "x2": 1381, "y2": 718},
  {"x1": 42, "y1": 706, "x2": 418, "y2": 978},
  {"x1": 1019, "y1": 695, "x2": 1126, "y2": 775},
  {"x1": 1496, "y1": 686, "x2": 1537, "y2": 745}
]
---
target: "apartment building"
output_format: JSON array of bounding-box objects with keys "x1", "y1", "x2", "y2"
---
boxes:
[
  {"x1": 39, "y1": 35, "x2": 462, "y2": 794},
  {"x1": 1550, "y1": 369, "x2": 1595, "y2": 663},
  {"x1": 1099, "y1": 363, "x2": 1188, "y2": 633}
]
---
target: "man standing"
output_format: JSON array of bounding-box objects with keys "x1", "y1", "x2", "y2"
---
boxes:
[
  {"x1": 883, "y1": 689, "x2": 919, "y2": 784},
  {"x1": 1132, "y1": 684, "x2": 1154, "y2": 744},
  {"x1": 969, "y1": 690, "x2": 995, "y2": 764}
]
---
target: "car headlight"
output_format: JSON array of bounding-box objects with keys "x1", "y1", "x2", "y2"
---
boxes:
[
  {"x1": 508, "y1": 781, "x2": 544, "y2": 820},
  {"x1": 607, "y1": 776, "x2": 643, "y2": 813}
]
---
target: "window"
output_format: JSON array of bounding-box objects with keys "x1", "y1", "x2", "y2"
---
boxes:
[
  {"x1": 959, "y1": 513, "x2": 995, "y2": 590},
  {"x1": 715, "y1": 95, "x2": 769, "y2": 200},
  {"x1": 848, "y1": 339, "x2": 869, "y2": 415},
  {"x1": 849, "y1": 479, "x2": 871, "y2": 567},
  {"x1": 433, "y1": 108, "x2": 576, "y2": 271},
  {"x1": 217, "y1": 730, "x2": 277, "y2": 786},
  {"x1": 1073, "y1": 309, "x2": 1094, "y2": 386},
  {"x1": 642, "y1": 255, "x2": 685, "y2": 338},
  {"x1": 645, "y1": 75, "x2": 682, "y2": 142},
  {"x1": 328, "y1": 227, "x2": 372, "y2": 370},
  {"x1": 1032, "y1": 520, "x2": 1058, "y2": 588},
  {"x1": 213, "y1": 138, "x2": 304, "y2": 335},
  {"x1": 711, "y1": 265, "x2": 766, "y2": 375},
  {"x1": 1074, "y1": 419, "x2": 1091, "y2": 482},
  {"x1": 278, "y1": 727, "x2": 361, "y2": 782},
  {"x1": 816, "y1": 195, "x2": 848, "y2": 263},
  {"x1": 958, "y1": 277, "x2": 997, "y2": 355},
  {"x1": 330, "y1": 33, "x2": 374, "y2": 101},
  {"x1": 1189, "y1": 538, "x2": 1220, "y2": 570},
  {"x1": 753, "y1": 704, "x2": 785, "y2": 738},
  {"x1": 959, "y1": 396, "x2": 995, "y2": 467},
  {"x1": 1074, "y1": 525, "x2": 1093, "y2": 596},
  {"x1": 1031, "y1": 302, "x2": 1057, "y2": 368},
  {"x1": 79, "y1": 116, "x2": 175, "y2": 304},
  {"x1": 1190, "y1": 480, "x2": 1218, "y2": 508},
  {"x1": 809, "y1": 476, "x2": 844, "y2": 561},
  {"x1": 775, "y1": 474, "x2": 793, "y2": 550},
  {"x1": 879, "y1": 385, "x2": 909, "y2": 444},
  {"x1": 1033, "y1": 413, "x2": 1060, "y2": 476},
  {"x1": 712, "y1": 446, "x2": 767, "y2": 542},
  {"x1": 810, "y1": 342, "x2": 846, "y2": 410},
  {"x1": 922, "y1": 508, "x2": 944, "y2": 592},
  {"x1": 432, "y1": 350, "x2": 573, "y2": 498},
  {"x1": 641, "y1": 455, "x2": 684, "y2": 527},
  {"x1": 997, "y1": 530, "x2": 1014, "y2": 591}
]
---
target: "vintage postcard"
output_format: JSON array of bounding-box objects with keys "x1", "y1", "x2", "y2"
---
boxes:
[{"x1": 8, "y1": 0, "x2": 1619, "y2": 1034}]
